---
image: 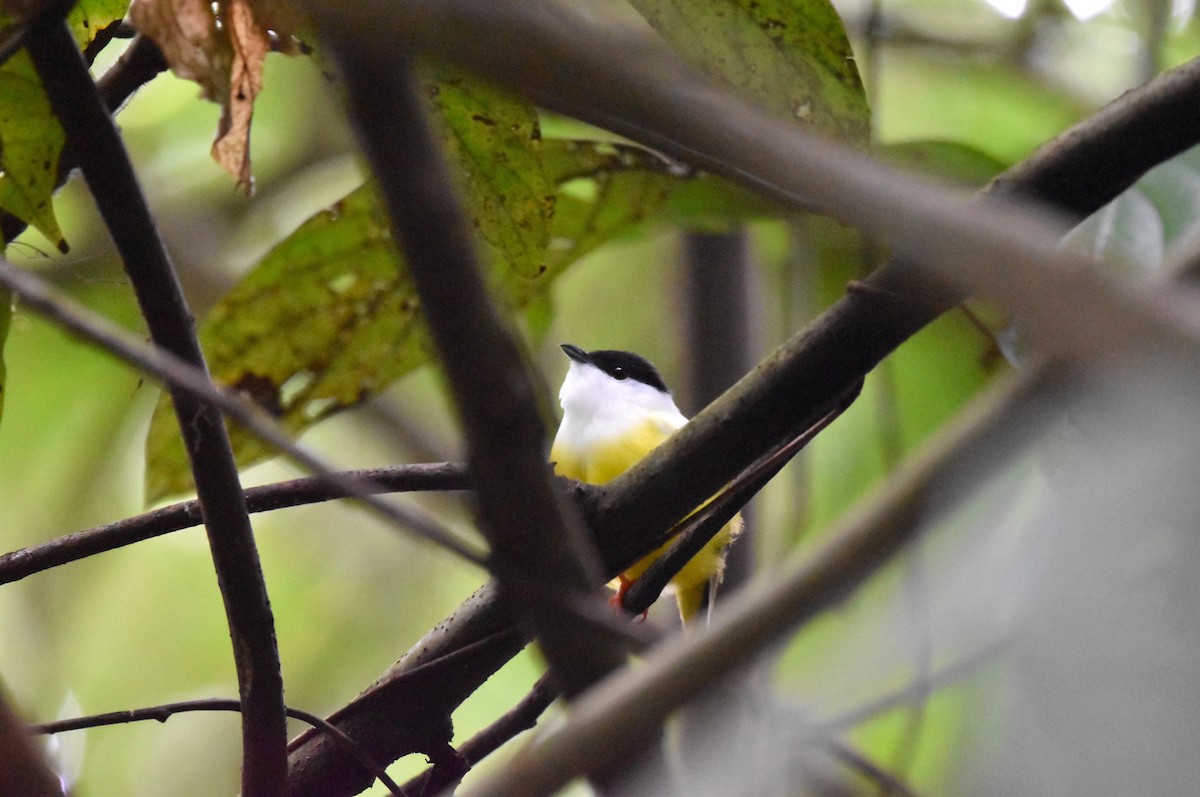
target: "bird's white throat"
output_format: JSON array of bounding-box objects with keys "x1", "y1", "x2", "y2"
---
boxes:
[{"x1": 555, "y1": 360, "x2": 686, "y2": 448}]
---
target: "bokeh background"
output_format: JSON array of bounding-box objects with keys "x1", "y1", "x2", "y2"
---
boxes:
[{"x1": 3, "y1": 0, "x2": 1200, "y2": 793}]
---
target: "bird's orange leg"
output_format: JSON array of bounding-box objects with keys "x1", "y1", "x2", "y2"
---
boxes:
[{"x1": 610, "y1": 575, "x2": 648, "y2": 622}]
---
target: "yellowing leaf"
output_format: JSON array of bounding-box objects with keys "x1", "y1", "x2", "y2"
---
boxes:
[
  {"x1": 0, "y1": 0, "x2": 126, "y2": 250},
  {"x1": 0, "y1": 50, "x2": 64, "y2": 248},
  {"x1": 129, "y1": 0, "x2": 300, "y2": 191},
  {"x1": 67, "y1": 0, "x2": 131, "y2": 47},
  {"x1": 422, "y1": 66, "x2": 555, "y2": 280},
  {"x1": 629, "y1": 0, "x2": 870, "y2": 147},
  {"x1": 145, "y1": 72, "x2": 554, "y2": 500}
]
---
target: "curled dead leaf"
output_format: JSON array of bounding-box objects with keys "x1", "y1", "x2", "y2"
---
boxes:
[{"x1": 129, "y1": 0, "x2": 301, "y2": 193}]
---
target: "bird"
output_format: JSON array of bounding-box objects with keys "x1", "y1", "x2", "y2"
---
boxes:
[{"x1": 550, "y1": 343, "x2": 741, "y2": 625}]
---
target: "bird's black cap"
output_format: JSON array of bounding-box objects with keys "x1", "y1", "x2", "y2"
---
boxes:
[{"x1": 559, "y1": 343, "x2": 670, "y2": 393}]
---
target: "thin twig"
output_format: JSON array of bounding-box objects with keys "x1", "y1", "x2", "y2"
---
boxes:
[
  {"x1": 0, "y1": 463, "x2": 472, "y2": 585},
  {"x1": 817, "y1": 638, "x2": 1011, "y2": 735},
  {"x1": 826, "y1": 740, "x2": 920, "y2": 797},
  {"x1": 25, "y1": 20, "x2": 288, "y2": 795},
  {"x1": 30, "y1": 699, "x2": 406, "y2": 797},
  {"x1": 0, "y1": 256, "x2": 486, "y2": 564}
]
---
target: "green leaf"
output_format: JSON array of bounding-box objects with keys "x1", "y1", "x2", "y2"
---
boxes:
[
  {"x1": 628, "y1": 0, "x2": 870, "y2": 147},
  {"x1": 67, "y1": 0, "x2": 131, "y2": 48},
  {"x1": 422, "y1": 66, "x2": 554, "y2": 279},
  {"x1": 146, "y1": 94, "x2": 692, "y2": 500},
  {"x1": 879, "y1": 140, "x2": 1008, "y2": 189},
  {"x1": 0, "y1": 1, "x2": 128, "y2": 249},
  {"x1": 143, "y1": 183, "x2": 430, "y2": 501},
  {"x1": 877, "y1": 53, "x2": 1089, "y2": 166},
  {"x1": 538, "y1": 140, "x2": 678, "y2": 278},
  {"x1": 0, "y1": 50, "x2": 66, "y2": 249}
]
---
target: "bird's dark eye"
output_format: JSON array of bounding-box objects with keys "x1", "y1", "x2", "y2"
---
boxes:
[{"x1": 611, "y1": 366, "x2": 628, "y2": 380}]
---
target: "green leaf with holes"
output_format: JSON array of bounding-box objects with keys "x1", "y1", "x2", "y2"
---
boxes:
[
  {"x1": 146, "y1": 69, "x2": 552, "y2": 499},
  {"x1": 628, "y1": 0, "x2": 869, "y2": 147},
  {"x1": 423, "y1": 66, "x2": 554, "y2": 279}
]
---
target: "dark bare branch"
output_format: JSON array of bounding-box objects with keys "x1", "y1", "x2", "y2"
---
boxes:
[
  {"x1": 988, "y1": 56, "x2": 1200, "y2": 219},
  {"x1": 402, "y1": 674, "x2": 560, "y2": 797},
  {"x1": 0, "y1": 463, "x2": 471, "y2": 586},
  {"x1": 1, "y1": 33, "x2": 168, "y2": 245},
  {"x1": 24, "y1": 21, "x2": 287, "y2": 792}
]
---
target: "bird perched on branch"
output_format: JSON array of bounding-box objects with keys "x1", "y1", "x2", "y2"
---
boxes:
[{"x1": 550, "y1": 343, "x2": 742, "y2": 624}]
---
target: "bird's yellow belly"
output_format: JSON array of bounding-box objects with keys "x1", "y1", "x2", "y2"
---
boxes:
[{"x1": 551, "y1": 420, "x2": 740, "y2": 622}]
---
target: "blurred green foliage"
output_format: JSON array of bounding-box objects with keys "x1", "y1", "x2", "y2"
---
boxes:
[{"x1": 0, "y1": 0, "x2": 1196, "y2": 794}]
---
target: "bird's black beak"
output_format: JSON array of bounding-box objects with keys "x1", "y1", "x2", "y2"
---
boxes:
[{"x1": 560, "y1": 343, "x2": 590, "y2": 364}]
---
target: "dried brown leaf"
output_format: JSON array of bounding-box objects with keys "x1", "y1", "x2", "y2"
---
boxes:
[{"x1": 130, "y1": 0, "x2": 300, "y2": 192}]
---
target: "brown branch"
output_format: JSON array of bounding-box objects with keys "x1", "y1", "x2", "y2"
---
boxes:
[
  {"x1": 402, "y1": 674, "x2": 560, "y2": 797},
  {"x1": 286, "y1": 618, "x2": 526, "y2": 797},
  {"x1": 30, "y1": 698, "x2": 405, "y2": 797},
  {"x1": 0, "y1": 463, "x2": 471, "y2": 586},
  {"x1": 24, "y1": 21, "x2": 287, "y2": 794},
  {"x1": 314, "y1": 36, "x2": 632, "y2": 792},
  {"x1": 321, "y1": 26, "x2": 624, "y2": 696},
  {"x1": 988, "y1": 56, "x2": 1200, "y2": 220}
]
